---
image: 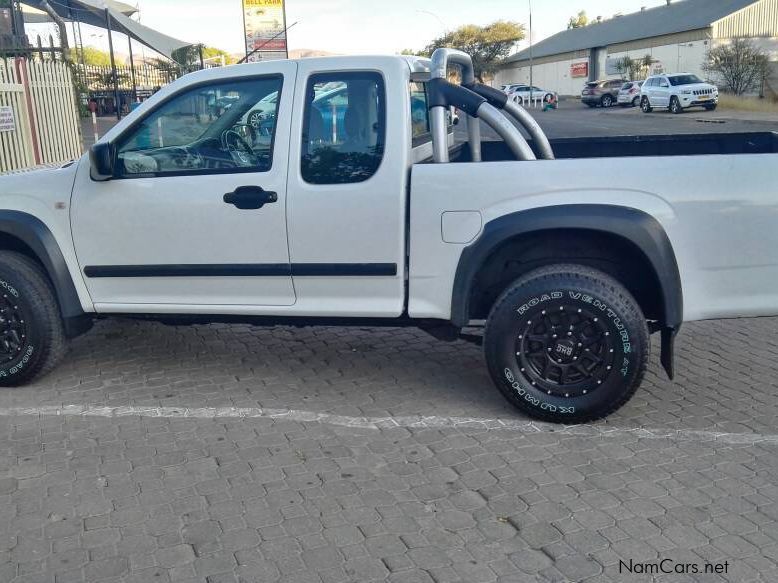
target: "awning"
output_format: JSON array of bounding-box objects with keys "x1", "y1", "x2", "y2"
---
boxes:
[
  {"x1": 21, "y1": 0, "x2": 195, "y2": 59},
  {"x1": 22, "y1": 0, "x2": 137, "y2": 23}
]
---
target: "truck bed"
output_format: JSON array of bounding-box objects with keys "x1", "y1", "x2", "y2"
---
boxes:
[{"x1": 450, "y1": 132, "x2": 778, "y2": 161}]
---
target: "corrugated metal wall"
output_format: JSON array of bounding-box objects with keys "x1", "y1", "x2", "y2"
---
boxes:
[
  {"x1": 608, "y1": 28, "x2": 712, "y2": 53},
  {"x1": 714, "y1": 0, "x2": 778, "y2": 38}
]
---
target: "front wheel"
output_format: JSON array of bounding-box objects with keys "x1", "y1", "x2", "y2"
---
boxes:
[
  {"x1": 641, "y1": 97, "x2": 653, "y2": 113},
  {"x1": 484, "y1": 264, "x2": 649, "y2": 423},
  {"x1": 0, "y1": 252, "x2": 67, "y2": 386},
  {"x1": 670, "y1": 96, "x2": 683, "y2": 114},
  {"x1": 705, "y1": 104, "x2": 717, "y2": 111}
]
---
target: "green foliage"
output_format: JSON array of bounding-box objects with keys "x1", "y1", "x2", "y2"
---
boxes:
[
  {"x1": 74, "y1": 47, "x2": 112, "y2": 67},
  {"x1": 202, "y1": 46, "x2": 237, "y2": 65},
  {"x1": 567, "y1": 11, "x2": 589, "y2": 29},
  {"x1": 418, "y1": 20, "x2": 525, "y2": 82},
  {"x1": 703, "y1": 38, "x2": 771, "y2": 95},
  {"x1": 170, "y1": 45, "x2": 236, "y2": 67},
  {"x1": 614, "y1": 56, "x2": 651, "y2": 81}
]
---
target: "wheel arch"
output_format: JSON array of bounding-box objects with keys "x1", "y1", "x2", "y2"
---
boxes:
[
  {"x1": 0, "y1": 211, "x2": 91, "y2": 337},
  {"x1": 451, "y1": 205, "x2": 683, "y2": 375}
]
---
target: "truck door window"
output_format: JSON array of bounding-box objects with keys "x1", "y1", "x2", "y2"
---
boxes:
[
  {"x1": 410, "y1": 81, "x2": 431, "y2": 145},
  {"x1": 115, "y1": 76, "x2": 282, "y2": 177},
  {"x1": 301, "y1": 72, "x2": 386, "y2": 185}
]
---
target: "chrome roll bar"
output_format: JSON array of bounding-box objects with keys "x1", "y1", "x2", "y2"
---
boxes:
[
  {"x1": 428, "y1": 48, "x2": 553, "y2": 163},
  {"x1": 430, "y1": 48, "x2": 481, "y2": 162}
]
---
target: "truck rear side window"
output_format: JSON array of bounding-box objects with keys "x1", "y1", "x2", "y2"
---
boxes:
[{"x1": 301, "y1": 72, "x2": 386, "y2": 185}]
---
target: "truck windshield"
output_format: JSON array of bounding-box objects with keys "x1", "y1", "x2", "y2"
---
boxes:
[{"x1": 669, "y1": 75, "x2": 703, "y2": 86}]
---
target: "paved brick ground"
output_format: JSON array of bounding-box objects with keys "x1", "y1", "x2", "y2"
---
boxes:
[{"x1": 1, "y1": 317, "x2": 778, "y2": 582}]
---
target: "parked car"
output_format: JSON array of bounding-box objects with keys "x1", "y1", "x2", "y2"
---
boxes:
[
  {"x1": 581, "y1": 79, "x2": 623, "y2": 108},
  {"x1": 641, "y1": 74, "x2": 719, "y2": 114},
  {"x1": 500, "y1": 83, "x2": 525, "y2": 94},
  {"x1": 1, "y1": 49, "x2": 777, "y2": 424},
  {"x1": 506, "y1": 84, "x2": 557, "y2": 106},
  {"x1": 617, "y1": 81, "x2": 644, "y2": 107}
]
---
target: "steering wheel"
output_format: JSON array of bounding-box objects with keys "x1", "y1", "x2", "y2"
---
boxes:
[{"x1": 221, "y1": 128, "x2": 257, "y2": 167}]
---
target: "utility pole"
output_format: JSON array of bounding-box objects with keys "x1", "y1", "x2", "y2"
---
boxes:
[
  {"x1": 528, "y1": 0, "x2": 534, "y2": 104},
  {"x1": 105, "y1": 8, "x2": 121, "y2": 121}
]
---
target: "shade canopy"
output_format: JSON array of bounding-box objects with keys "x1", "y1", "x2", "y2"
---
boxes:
[{"x1": 21, "y1": 0, "x2": 194, "y2": 59}]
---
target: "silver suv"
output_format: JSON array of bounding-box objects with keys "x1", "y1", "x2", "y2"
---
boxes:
[{"x1": 640, "y1": 74, "x2": 719, "y2": 114}]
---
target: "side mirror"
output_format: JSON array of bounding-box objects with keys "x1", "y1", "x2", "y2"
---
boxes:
[{"x1": 89, "y1": 142, "x2": 115, "y2": 181}]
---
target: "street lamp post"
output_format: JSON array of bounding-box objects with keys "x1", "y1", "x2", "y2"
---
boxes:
[{"x1": 528, "y1": 0, "x2": 534, "y2": 104}]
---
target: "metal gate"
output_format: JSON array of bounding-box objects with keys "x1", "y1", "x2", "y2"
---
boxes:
[{"x1": 0, "y1": 57, "x2": 82, "y2": 173}]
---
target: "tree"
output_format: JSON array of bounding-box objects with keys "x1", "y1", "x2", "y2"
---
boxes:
[
  {"x1": 74, "y1": 47, "x2": 112, "y2": 67},
  {"x1": 418, "y1": 20, "x2": 525, "y2": 83},
  {"x1": 567, "y1": 11, "x2": 589, "y2": 29},
  {"x1": 614, "y1": 56, "x2": 651, "y2": 81},
  {"x1": 703, "y1": 38, "x2": 771, "y2": 95},
  {"x1": 202, "y1": 46, "x2": 237, "y2": 65}
]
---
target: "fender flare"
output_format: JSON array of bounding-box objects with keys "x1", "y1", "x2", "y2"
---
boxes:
[
  {"x1": 0, "y1": 211, "x2": 91, "y2": 337},
  {"x1": 451, "y1": 204, "x2": 683, "y2": 333}
]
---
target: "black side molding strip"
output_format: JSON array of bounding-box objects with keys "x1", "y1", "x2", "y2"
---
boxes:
[{"x1": 84, "y1": 263, "x2": 398, "y2": 278}]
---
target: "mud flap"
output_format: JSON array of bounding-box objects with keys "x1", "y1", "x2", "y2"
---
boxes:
[{"x1": 661, "y1": 327, "x2": 677, "y2": 380}]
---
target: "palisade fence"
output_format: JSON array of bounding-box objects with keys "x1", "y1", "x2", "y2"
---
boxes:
[{"x1": 0, "y1": 57, "x2": 82, "y2": 173}]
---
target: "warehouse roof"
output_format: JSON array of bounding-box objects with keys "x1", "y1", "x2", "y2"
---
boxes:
[{"x1": 505, "y1": 0, "x2": 761, "y2": 63}]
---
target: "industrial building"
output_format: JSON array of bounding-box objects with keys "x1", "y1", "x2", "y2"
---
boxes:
[{"x1": 494, "y1": 0, "x2": 778, "y2": 97}]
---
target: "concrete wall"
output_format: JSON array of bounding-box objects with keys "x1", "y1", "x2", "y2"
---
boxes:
[
  {"x1": 606, "y1": 39, "x2": 711, "y2": 79},
  {"x1": 493, "y1": 54, "x2": 592, "y2": 96}
]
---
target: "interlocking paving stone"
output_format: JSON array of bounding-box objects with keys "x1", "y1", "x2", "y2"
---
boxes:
[{"x1": 0, "y1": 317, "x2": 777, "y2": 581}]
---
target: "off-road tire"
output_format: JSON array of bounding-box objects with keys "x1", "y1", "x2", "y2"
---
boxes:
[
  {"x1": 484, "y1": 264, "x2": 650, "y2": 423},
  {"x1": 0, "y1": 251, "x2": 66, "y2": 386},
  {"x1": 670, "y1": 96, "x2": 683, "y2": 114},
  {"x1": 641, "y1": 97, "x2": 653, "y2": 113}
]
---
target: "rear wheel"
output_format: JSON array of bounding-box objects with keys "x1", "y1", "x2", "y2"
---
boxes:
[
  {"x1": 483, "y1": 264, "x2": 649, "y2": 423},
  {"x1": 641, "y1": 97, "x2": 653, "y2": 113},
  {"x1": 601, "y1": 94, "x2": 614, "y2": 108},
  {"x1": 631, "y1": 96, "x2": 640, "y2": 108},
  {"x1": 670, "y1": 96, "x2": 683, "y2": 114},
  {"x1": 0, "y1": 252, "x2": 67, "y2": 386}
]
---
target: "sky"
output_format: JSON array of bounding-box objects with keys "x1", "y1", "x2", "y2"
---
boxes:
[{"x1": 29, "y1": 0, "x2": 671, "y2": 57}]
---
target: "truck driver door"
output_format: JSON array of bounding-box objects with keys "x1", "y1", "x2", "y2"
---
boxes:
[{"x1": 72, "y1": 63, "x2": 298, "y2": 310}]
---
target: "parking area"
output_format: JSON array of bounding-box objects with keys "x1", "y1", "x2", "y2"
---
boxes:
[
  {"x1": 467, "y1": 98, "x2": 778, "y2": 140},
  {"x1": 1, "y1": 315, "x2": 778, "y2": 582},
  {"x1": 26, "y1": 100, "x2": 778, "y2": 583}
]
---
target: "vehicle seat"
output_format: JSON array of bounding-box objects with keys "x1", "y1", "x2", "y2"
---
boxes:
[
  {"x1": 306, "y1": 107, "x2": 326, "y2": 149},
  {"x1": 343, "y1": 108, "x2": 371, "y2": 153}
]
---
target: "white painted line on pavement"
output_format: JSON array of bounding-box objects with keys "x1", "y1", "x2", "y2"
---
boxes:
[{"x1": 0, "y1": 404, "x2": 775, "y2": 446}]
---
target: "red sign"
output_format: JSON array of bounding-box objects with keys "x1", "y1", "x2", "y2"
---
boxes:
[
  {"x1": 251, "y1": 38, "x2": 287, "y2": 51},
  {"x1": 570, "y1": 62, "x2": 589, "y2": 78}
]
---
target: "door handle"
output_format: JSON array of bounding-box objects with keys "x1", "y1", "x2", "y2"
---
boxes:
[{"x1": 223, "y1": 186, "x2": 278, "y2": 210}]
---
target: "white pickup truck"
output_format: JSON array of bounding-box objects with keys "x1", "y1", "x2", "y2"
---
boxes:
[{"x1": 0, "y1": 49, "x2": 776, "y2": 423}]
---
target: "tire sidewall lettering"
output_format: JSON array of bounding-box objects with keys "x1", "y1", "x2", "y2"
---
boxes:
[
  {"x1": 0, "y1": 276, "x2": 35, "y2": 377},
  {"x1": 506, "y1": 288, "x2": 636, "y2": 415}
]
